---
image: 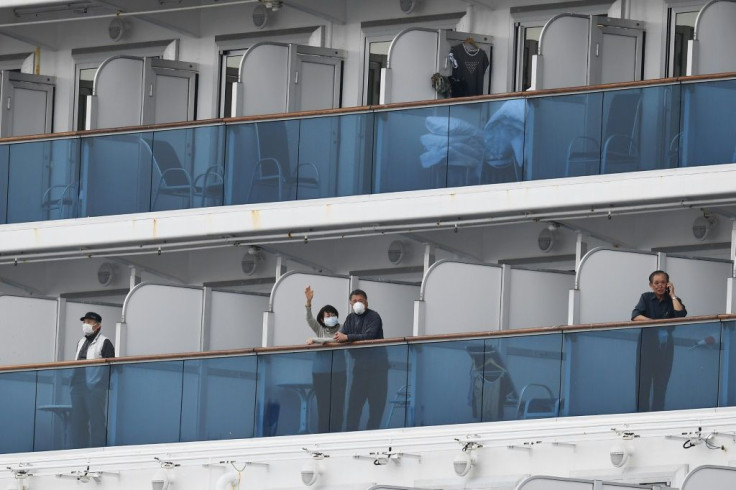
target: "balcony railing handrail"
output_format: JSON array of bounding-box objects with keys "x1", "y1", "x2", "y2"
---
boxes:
[
  {"x1": 3, "y1": 72, "x2": 736, "y2": 146},
  {"x1": 3, "y1": 313, "x2": 733, "y2": 374}
]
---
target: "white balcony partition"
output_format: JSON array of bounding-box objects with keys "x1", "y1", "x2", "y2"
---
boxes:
[
  {"x1": 269, "y1": 272, "x2": 350, "y2": 347},
  {"x1": 666, "y1": 255, "x2": 731, "y2": 316},
  {"x1": 532, "y1": 15, "x2": 644, "y2": 90},
  {"x1": 0, "y1": 295, "x2": 57, "y2": 365},
  {"x1": 576, "y1": 248, "x2": 732, "y2": 324},
  {"x1": 208, "y1": 290, "x2": 268, "y2": 350},
  {"x1": 122, "y1": 283, "x2": 203, "y2": 356},
  {"x1": 421, "y1": 261, "x2": 503, "y2": 335},
  {"x1": 688, "y1": 0, "x2": 736, "y2": 76},
  {"x1": 507, "y1": 268, "x2": 574, "y2": 329},
  {"x1": 682, "y1": 465, "x2": 736, "y2": 489},
  {"x1": 577, "y1": 249, "x2": 657, "y2": 324},
  {"x1": 61, "y1": 302, "x2": 122, "y2": 361},
  {"x1": 358, "y1": 279, "x2": 418, "y2": 339}
]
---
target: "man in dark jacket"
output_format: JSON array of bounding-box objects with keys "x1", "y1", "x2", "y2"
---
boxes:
[{"x1": 334, "y1": 289, "x2": 387, "y2": 430}]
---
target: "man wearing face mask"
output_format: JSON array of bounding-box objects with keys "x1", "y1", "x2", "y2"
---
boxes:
[
  {"x1": 70, "y1": 312, "x2": 115, "y2": 448},
  {"x1": 334, "y1": 289, "x2": 387, "y2": 430}
]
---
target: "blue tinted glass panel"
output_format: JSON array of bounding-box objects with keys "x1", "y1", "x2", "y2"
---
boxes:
[
  {"x1": 343, "y1": 344, "x2": 408, "y2": 431},
  {"x1": 180, "y1": 356, "x2": 257, "y2": 442},
  {"x1": 150, "y1": 126, "x2": 225, "y2": 211},
  {"x1": 449, "y1": 99, "x2": 525, "y2": 186},
  {"x1": 720, "y1": 321, "x2": 736, "y2": 406},
  {"x1": 680, "y1": 79, "x2": 736, "y2": 167},
  {"x1": 7, "y1": 138, "x2": 80, "y2": 223},
  {"x1": 297, "y1": 113, "x2": 374, "y2": 198},
  {"x1": 80, "y1": 133, "x2": 153, "y2": 216},
  {"x1": 525, "y1": 92, "x2": 603, "y2": 179},
  {"x1": 0, "y1": 370, "x2": 36, "y2": 454},
  {"x1": 0, "y1": 144, "x2": 8, "y2": 224},
  {"x1": 374, "y1": 106, "x2": 450, "y2": 193},
  {"x1": 34, "y1": 367, "x2": 91, "y2": 451},
  {"x1": 600, "y1": 86, "x2": 680, "y2": 174},
  {"x1": 256, "y1": 350, "x2": 324, "y2": 437},
  {"x1": 562, "y1": 328, "x2": 639, "y2": 416},
  {"x1": 488, "y1": 334, "x2": 562, "y2": 421},
  {"x1": 328, "y1": 350, "x2": 348, "y2": 433},
  {"x1": 648, "y1": 322, "x2": 720, "y2": 411},
  {"x1": 225, "y1": 120, "x2": 299, "y2": 205},
  {"x1": 409, "y1": 340, "x2": 484, "y2": 427},
  {"x1": 108, "y1": 361, "x2": 183, "y2": 446}
]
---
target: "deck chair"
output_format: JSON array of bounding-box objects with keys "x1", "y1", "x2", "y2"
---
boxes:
[
  {"x1": 515, "y1": 383, "x2": 559, "y2": 419},
  {"x1": 148, "y1": 139, "x2": 224, "y2": 209},
  {"x1": 247, "y1": 121, "x2": 320, "y2": 202},
  {"x1": 41, "y1": 183, "x2": 78, "y2": 219},
  {"x1": 565, "y1": 92, "x2": 642, "y2": 176},
  {"x1": 383, "y1": 384, "x2": 411, "y2": 427}
]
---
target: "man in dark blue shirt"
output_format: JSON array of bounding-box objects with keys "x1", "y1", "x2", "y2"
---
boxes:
[
  {"x1": 631, "y1": 270, "x2": 687, "y2": 320},
  {"x1": 632, "y1": 270, "x2": 686, "y2": 412},
  {"x1": 334, "y1": 289, "x2": 387, "y2": 431}
]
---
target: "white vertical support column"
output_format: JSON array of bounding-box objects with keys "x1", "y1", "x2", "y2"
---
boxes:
[
  {"x1": 230, "y1": 81, "x2": 243, "y2": 117},
  {"x1": 115, "y1": 322, "x2": 125, "y2": 357},
  {"x1": 575, "y1": 232, "x2": 587, "y2": 271},
  {"x1": 128, "y1": 266, "x2": 140, "y2": 290},
  {"x1": 656, "y1": 251, "x2": 668, "y2": 272},
  {"x1": 568, "y1": 289, "x2": 580, "y2": 325},
  {"x1": 423, "y1": 243, "x2": 435, "y2": 272},
  {"x1": 55, "y1": 297, "x2": 67, "y2": 362},
  {"x1": 727, "y1": 220, "x2": 736, "y2": 313},
  {"x1": 262, "y1": 311, "x2": 274, "y2": 347},
  {"x1": 348, "y1": 275, "x2": 360, "y2": 295},
  {"x1": 200, "y1": 287, "x2": 212, "y2": 352},
  {"x1": 413, "y1": 300, "x2": 425, "y2": 337},
  {"x1": 275, "y1": 255, "x2": 286, "y2": 280},
  {"x1": 499, "y1": 264, "x2": 511, "y2": 331}
]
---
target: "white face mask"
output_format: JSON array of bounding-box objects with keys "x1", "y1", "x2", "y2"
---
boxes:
[
  {"x1": 352, "y1": 302, "x2": 366, "y2": 315},
  {"x1": 82, "y1": 323, "x2": 95, "y2": 336},
  {"x1": 323, "y1": 316, "x2": 339, "y2": 327}
]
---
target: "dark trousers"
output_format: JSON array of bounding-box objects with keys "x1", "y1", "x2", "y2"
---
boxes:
[
  {"x1": 70, "y1": 383, "x2": 108, "y2": 448},
  {"x1": 637, "y1": 328, "x2": 674, "y2": 412},
  {"x1": 346, "y1": 366, "x2": 388, "y2": 431},
  {"x1": 312, "y1": 371, "x2": 346, "y2": 433}
]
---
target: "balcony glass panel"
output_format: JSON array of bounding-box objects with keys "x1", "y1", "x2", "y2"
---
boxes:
[
  {"x1": 600, "y1": 85, "x2": 680, "y2": 174},
  {"x1": 373, "y1": 106, "x2": 450, "y2": 193},
  {"x1": 255, "y1": 350, "x2": 328, "y2": 437},
  {"x1": 297, "y1": 113, "x2": 374, "y2": 198},
  {"x1": 80, "y1": 132, "x2": 153, "y2": 216},
  {"x1": 408, "y1": 339, "x2": 485, "y2": 427},
  {"x1": 651, "y1": 322, "x2": 720, "y2": 411},
  {"x1": 720, "y1": 321, "x2": 736, "y2": 407},
  {"x1": 488, "y1": 333, "x2": 563, "y2": 421},
  {"x1": 7, "y1": 139, "x2": 80, "y2": 223},
  {"x1": 448, "y1": 99, "x2": 525, "y2": 186},
  {"x1": 0, "y1": 144, "x2": 8, "y2": 223},
  {"x1": 679, "y1": 79, "x2": 736, "y2": 167},
  {"x1": 150, "y1": 126, "x2": 225, "y2": 212},
  {"x1": 562, "y1": 328, "x2": 639, "y2": 416},
  {"x1": 525, "y1": 92, "x2": 603, "y2": 179},
  {"x1": 225, "y1": 120, "x2": 299, "y2": 205},
  {"x1": 108, "y1": 360, "x2": 183, "y2": 446},
  {"x1": 36, "y1": 366, "x2": 110, "y2": 450},
  {"x1": 180, "y1": 356, "x2": 258, "y2": 442},
  {"x1": 0, "y1": 370, "x2": 36, "y2": 454},
  {"x1": 346, "y1": 344, "x2": 409, "y2": 431}
]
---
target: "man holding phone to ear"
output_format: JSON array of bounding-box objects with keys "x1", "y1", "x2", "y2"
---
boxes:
[
  {"x1": 632, "y1": 270, "x2": 686, "y2": 412},
  {"x1": 632, "y1": 270, "x2": 687, "y2": 321}
]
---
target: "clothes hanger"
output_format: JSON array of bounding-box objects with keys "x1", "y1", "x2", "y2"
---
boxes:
[{"x1": 464, "y1": 36, "x2": 478, "y2": 49}]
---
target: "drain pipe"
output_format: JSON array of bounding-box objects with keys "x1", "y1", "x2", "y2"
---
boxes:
[{"x1": 215, "y1": 471, "x2": 239, "y2": 490}]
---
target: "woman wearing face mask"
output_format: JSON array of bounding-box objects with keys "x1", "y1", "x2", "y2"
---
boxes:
[{"x1": 304, "y1": 286, "x2": 346, "y2": 433}]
